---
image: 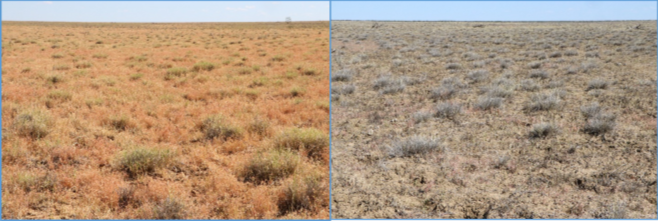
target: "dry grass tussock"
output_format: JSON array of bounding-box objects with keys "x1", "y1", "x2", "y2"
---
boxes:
[
  {"x1": 2, "y1": 21, "x2": 329, "y2": 219},
  {"x1": 331, "y1": 20, "x2": 657, "y2": 219}
]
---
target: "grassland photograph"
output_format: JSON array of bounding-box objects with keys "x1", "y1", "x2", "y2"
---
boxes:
[
  {"x1": 330, "y1": 1, "x2": 657, "y2": 219},
  {"x1": 1, "y1": 1, "x2": 330, "y2": 219}
]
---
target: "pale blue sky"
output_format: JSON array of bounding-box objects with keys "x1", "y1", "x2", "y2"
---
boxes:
[
  {"x1": 2, "y1": 1, "x2": 329, "y2": 22},
  {"x1": 332, "y1": 1, "x2": 657, "y2": 21}
]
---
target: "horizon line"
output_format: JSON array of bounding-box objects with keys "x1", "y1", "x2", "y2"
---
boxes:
[
  {"x1": 1, "y1": 20, "x2": 330, "y2": 23},
  {"x1": 332, "y1": 19, "x2": 657, "y2": 22}
]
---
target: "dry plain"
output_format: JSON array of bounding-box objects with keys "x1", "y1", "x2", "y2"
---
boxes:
[
  {"x1": 331, "y1": 20, "x2": 657, "y2": 219},
  {"x1": 2, "y1": 21, "x2": 329, "y2": 219}
]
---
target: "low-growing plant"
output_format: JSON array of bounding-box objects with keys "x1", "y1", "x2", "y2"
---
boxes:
[
  {"x1": 529, "y1": 70, "x2": 549, "y2": 79},
  {"x1": 387, "y1": 136, "x2": 441, "y2": 157},
  {"x1": 46, "y1": 74, "x2": 65, "y2": 84},
  {"x1": 277, "y1": 174, "x2": 324, "y2": 215},
  {"x1": 75, "y1": 61, "x2": 92, "y2": 69},
  {"x1": 152, "y1": 197, "x2": 186, "y2": 219},
  {"x1": 115, "y1": 147, "x2": 173, "y2": 178},
  {"x1": 523, "y1": 93, "x2": 560, "y2": 112},
  {"x1": 332, "y1": 69, "x2": 354, "y2": 82},
  {"x1": 520, "y1": 79, "x2": 540, "y2": 91},
  {"x1": 435, "y1": 102, "x2": 462, "y2": 120},
  {"x1": 130, "y1": 73, "x2": 144, "y2": 81},
  {"x1": 274, "y1": 128, "x2": 328, "y2": 159},
  {"x1": 165, "y1": 67, "x2": 188, "y2": 80},
  {"x1": 586, "y1": 79, "x2": 609, "y2": 91},
  {"x1": 247, "y1": 118, "x2": 271, "y2": 137},
  {"x1": 466, "y1": 70, "x2": 489, "y2": 83},
  {"x1": 580, "y1": 102, "x2": 602, "y2": 119},
  {"x1": 199, "y1": 115, "x2": 242, "y2": 141},
  {"x1": 475, "y1": 97, "x2": 503, "y2": 111},
  {"x1": 583, "y1": 113, "x2": 616, "y2": 136},
  {"x1": 192, "y1": 61, "x2": 215, "y2": 72},
  {"x1": 445, "y1": 63, "x2": 461, "y2": 70},
  {"x1": 412, "y1": 111, "x2": 432, "y2": 123},
  {"x1": 47, "y1": 90, "x2": 72, "y2": 101},
  {"x1": 15, "y1": 172, "x2": 58, "y2": 192},
  {"x1": 331, "y1": 84, "x2": 356, "y2": 95},
  {"x1": 240, "y1": 149, "x2": 300, "y2": 184},
  {"x1": 528, "y1": 123, "x2": 558, "y2": 139},
  {"x1": 105, "y1": 115, "x2": 132, "y2": 131}
]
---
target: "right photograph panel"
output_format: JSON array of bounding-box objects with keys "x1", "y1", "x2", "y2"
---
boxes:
[{"x1": 330, "y1": 1, "x2": 658, "y2": 219}]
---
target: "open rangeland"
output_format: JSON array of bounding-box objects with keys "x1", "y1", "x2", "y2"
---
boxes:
[
  {"x1": 331, "y1": 21, "x2": 657, "y2": 218},
  {"x1": 2, "y1": 21, "x2": 329, "y2": 219}
]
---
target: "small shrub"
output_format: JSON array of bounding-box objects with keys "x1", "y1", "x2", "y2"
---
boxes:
[
  {"x1": 92, "y1": 53, "x2": 108, "y2": 59},
  {"x1": 565, "y1": 50, "x2": 578, "y2": 56},
  {"x1": 302, "y1": 68, "x2": 319, "y2": 76},
  {"x1": 331, "y1": 84, "x2": 355, "y2": 95},
  {"x1": 580, "y1": 103, "x2": 601, "y2": 119},
  {"x1": 431, "y1": 85, "x2": 457, "y2": 100},
  {"x1": 274, "y1": 128, "x2": 328, "y2": 159},
  {"x1": 445, "y1": 63, "x2": 461, "y2": 70},
  {"x1": 130, "y1": 73, "x2": 144, "y2": 81},
  {"x1": 115, "y1": 147, "x2": 173, "y2": 177},
  {"x1": 520, "y1": 79, "x2": 540, "y2": 91},
  {"x1": 466, "y1": 70, "x2": 489, "y2": 83},
  {"x1": 586, "y1": 79, "x2": 609, "y2": 91},
  {"x1": 236, "y1": 67, "x2": 253, "y2": 75},
  {"x1": 46, "y1": 74, "x2": 65, "y2": 84},
  {"x1": 583, "y1": 114, "x2": 616, "y2": 136},
  {"x1": 523, "y1": 93, "x2": 560, "y2": 112},
  {"x1": 130, "y1": 55, "x2": 148, "y2": 62},
  {"x1": 528, "y1": 123, "x2": 558, "y2": 139},
  {"x1": 53, "y1": 64, "x2": 70, "y2": 71},
  {"x1": 373, "y1": 75, "x2": 393, "y2": 89},
  {"x1": 75, "y1": 61, "x2": 92, "y2": 69},
  {"x1": 152, "y1": 197, "x2": 186, "y2": 219},
  {"x1": 482, "y1": 85, "x2": 513, "y2": 98},
  {"x1": 529, "y1": 70, "x2": 549, "y2": 79},
  {"x1": 199, "y1": 115, "x2": 242, "y2": 141},
  {"x1": 528, "y1": 61, "x2": 542, "y2": 69},
  {"x1": 277, "y1": 175, "x2": 324, "y2": 215},
  {"x1": 271, "y1": 55, "x2": 285, "y2": 62},
  {"x1": 475, "y1": 97, "x2": 503, "y2": 110},
  {"x1": 387, "y1": 136, "x2": 441, "y2": 157},
  {"x1": 51, "y1": 53, "x2": 64, "y2": 59},
  {"x1": 192, "y1": 61, "x2": 215, "y2": 72},
  {"x1": 549, "y1": 51, "x2": 562, "y2": 58},
  {"x1": 435, "y1": 103, "x2": 461, "y2": 120},
  {"x1": 16, "y1": 173, "x2": 58, "y2": 192},
  {"x1": 332, "y1": 69, "x2": 353, "y2": 82},
  {"x1": 247, "y1": 118, "x2": 271, "y2": 137},
  {"x1": 379, "y1": 80, "x2": 405, "y2": 95},
  {"x1": 165, "y1": 67, "x2": 187, "y2": 80},
  {"x1": 240, "y1": 149, "x2": 300, "y2": 184},
  {"x1": 105, "y1": 115, "x2": 132, "y2": 131},
  {"x1": 290, "y1": 87, "x2": 305, "y2": 97},
  {"x1": 412, "y1": 111, "x2": 432, "y2": 123},
  {"x1": 47, "y1": 90, "x2": 72, "y2": 101},
  {"x1": 21, "y1": 68, "x2": 31, "y2": 73}
]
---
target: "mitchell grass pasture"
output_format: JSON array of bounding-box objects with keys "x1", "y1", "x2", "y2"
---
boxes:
[
  {"x1": 331, "y1": 21, "x2": 657, "y2": 218},
  {"x1": 2, "y1": 21, "x2": 329, "y2": 219}
]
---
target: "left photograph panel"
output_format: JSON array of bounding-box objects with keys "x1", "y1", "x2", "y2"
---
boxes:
[{"x1": 1, "y1": 1, "x2": 330, "y2": 219}]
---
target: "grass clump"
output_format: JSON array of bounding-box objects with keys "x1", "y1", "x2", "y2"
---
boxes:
[
  {"x1": 580, "y1": 103, "x2": 616, "y2": 136},
  {"x1": 105, "y1": 115, "x2": 133, "y2": 131},
  {"x1": 580, "y1": 102, "x2": 602, "y2": 119},
  {"x1": 247, "y1": 118, "x2": 271, "y2": 137},
  {"x1": 165, "y1": 67, "x2": 188, "y2": 80},
  {"x1": 52, "y1": 64, "x2": 70, "y2": 71},
  {"x1": 475, "y1": 97, "x2": 503, "y2": 111},
  {"x1": 271, "y1": 55, "x2": 285, "y2": 62},
  {"x1": 92, "y1": 53, "x2": 108, "y2": 59},
  {"x1": 274, "y1": 128, "x2": 328, "y2": 159},
  {"x1": 240, "y1": 149, "x2": 300, "y2": 184},
  {"x1": 435, "y1": 102, "x2": 462, "y2": 120},
  {"x1": 387, "y1": 136, "x2": 441, "y2": 157},
  {"x1": 192, "y1": 61, "x2": 215, "y2": 72},
  {"x1": 199, "y1": 115, "x2": 242, "y2": 141},
  {"x1": 277, "y1": 174, "x2": 324, "y2": 215},
  {"x1": 445, "y1": 63, "x2": 461, "y2": 70},
  {"x1": 466, "y1": 70, "x2": 489, "y2": 83},
  {"x1": 51, "y1": 53, "x2": 64, "y2": 59},
  {"x1": 529, "y1": 70, "x2": 550, "y2": 79},
  {"x1": 586, "y1": 79, "x2": 609, "y2": 91},
  {"x1": 75, "y1": 61, "x2": 92, "y2": 69},
  {"x1": 520, "y1": 79, "x2": 540, "y2": 91},
  {"x1": 331, "y1": 69, "x2": 354, "y2": 82},
  {"x1": 46, "y1": 74, "x2": 65, "y2": 84},
  {"x1": 152, "y1": 197, "x2": 186, "y2": 219},
  {"x1": 115, "y1": 147, "x2": 173, "y2": 178},
  {"x1": 130, "y1": 73, "x2": 144, "y2": 81},
  {"x1": 431, "y1": 85, "x2": 457, "y2": 100},
  {"x1": 15, "y1": 173, "x2": 58, "y2": 192},
  {"x1": 47, "y1": 90, "x2": 72, "y2": 101},
  {"x1": 523, "y1": 93, "x2": 560, "y2": 112},
  {"x1": 528, "y1": 123, "x2": 558, "y2": 139}
]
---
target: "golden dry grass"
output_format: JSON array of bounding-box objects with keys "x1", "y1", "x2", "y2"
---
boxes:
[
  {"x1": 331, "y1": 21, "x2": 657, "y2": 218},
  {"x1": 2, "y1": 21, "x2": 329, "y2": 219}
]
